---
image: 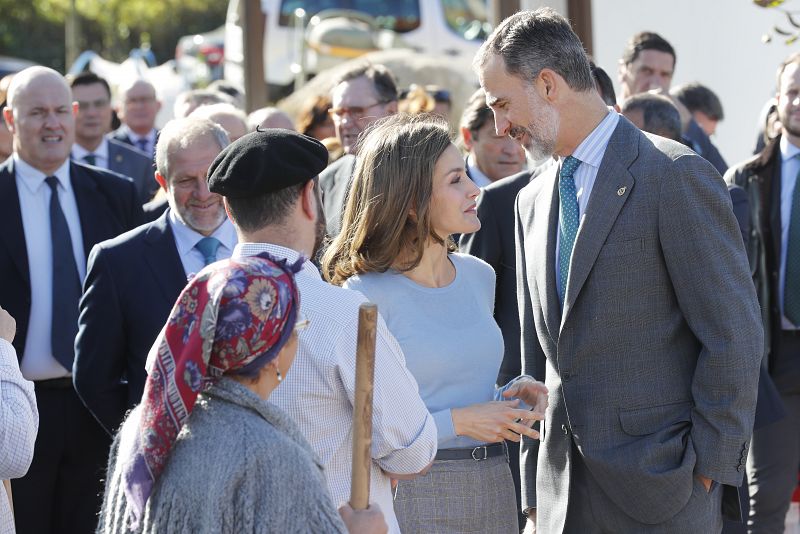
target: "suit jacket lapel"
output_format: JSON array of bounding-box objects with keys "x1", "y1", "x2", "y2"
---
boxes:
[
  {"x1": 561, "y1": 122, "x2": 638, "y2": 326},
  {"x1": 533, "y1": 166, "x2": 561, "y2": 341},
  {"x1": 0, "y1": 159, "x2": 30, "y2": 284},
  {"x1": 71, "y1": 162, "x2": 108, "y2": 259},
  {"x1": 144, "y1": 210, "x2": 189, "y2": 301}
]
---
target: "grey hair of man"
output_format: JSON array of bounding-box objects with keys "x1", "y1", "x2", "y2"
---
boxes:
[
  {"x1": 621, "y1": 93, "x2": 682, "y2": 142},
  {"x1": 155, "y1": 117, "x2": 230, "y2": 181},
  {"x1": 473, "y1": 8, "x2": 594, "y2": 92},
  {"x1": 332, "y1": 62, "x2": 399, "y2": 104}
]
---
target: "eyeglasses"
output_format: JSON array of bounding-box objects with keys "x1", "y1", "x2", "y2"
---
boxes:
[
  {"x1": 77, "y1": 98, "x2": 110, "y2": 110},
  {"x1": 328, "y1": 101, "x2": 389, "y2": 124},
  {"x1": 126, "y1": 95, "x2": 156, "y2": 106}
]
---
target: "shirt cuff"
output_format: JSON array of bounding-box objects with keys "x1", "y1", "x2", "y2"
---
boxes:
[{"x1": 432, "y1": 409, "x2": 456, "y2": 442}]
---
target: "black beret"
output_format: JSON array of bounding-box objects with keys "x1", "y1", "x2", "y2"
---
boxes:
[{"x1": 207, "y1": 128, "x2": 328, "y2": 198}]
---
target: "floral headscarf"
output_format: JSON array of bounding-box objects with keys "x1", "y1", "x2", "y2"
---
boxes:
[{"x1": 122, "y1": 252, "x2": 303, "y2": 527}]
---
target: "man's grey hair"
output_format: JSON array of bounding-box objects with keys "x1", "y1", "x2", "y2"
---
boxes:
[
  {"x1": 155, "y1": 117, "x2": 230, "y2": 180},
  {"x1": 473, "y1": 8, "x2": 594, "y2": 92},
  {"x1": 621, "y1": 93, "x2": 682, "y2": 142}
]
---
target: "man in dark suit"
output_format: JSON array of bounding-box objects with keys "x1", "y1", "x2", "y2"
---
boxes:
[
  {"x1": 319, "y1": 63, "x2": 398, "y2": 236},
  {"x1": 74, "y1": 117, "x2": 236, "y2": 436},
  {"x1": 110, "y1": 78, "x2": 160, "y2": 161},
  {"x1": 460, "y1": 88, "x2": 527, "y2": 188},
  {"x1": 69, "y1": 72, "x2": 157, "y2": 204},
  {"x1": 0, "y1": 66, "x2": 141, "y2": 533},
  {"x1": 726, "y1": 51, "x2": 800, "y2": 533},
  {"x1": 476, "y1": 10, "x2": 762, "y2": 532}
]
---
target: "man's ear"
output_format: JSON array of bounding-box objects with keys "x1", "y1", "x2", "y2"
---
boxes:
[
  {"x1": 385, "y1": 100, "x2": 398, "y2": 115},
  {"x1": 154, "y1": 171, "x2": 168, "y2": 191},
  {"x1": 2, "y1": 108, "x2": 14, "y2": 134},
  {"x1": 461, "y1": 127, "x2": 475, "y2": 151},
  {"x1": 539, "y1": 69, "x2": 559, "y2": 102},
  {"x1": 299, "y1": 179, "x2": 317, "y2": 220}
]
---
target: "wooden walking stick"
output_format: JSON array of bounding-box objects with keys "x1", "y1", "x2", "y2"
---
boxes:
[
  {"x1": 350, "y1": 303, "x2": 377, "y2": 510},
  {"x1": 2, "y1": 479, "x2": 12, "y2": 522}
]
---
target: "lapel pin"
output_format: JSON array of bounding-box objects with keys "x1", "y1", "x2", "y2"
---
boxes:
[
  {"x1": 617, "y1": 186, "x2": 626, "y2": 196},
  {"x1": 116, "y1": 155, "x2": 123, "y2": 163}
]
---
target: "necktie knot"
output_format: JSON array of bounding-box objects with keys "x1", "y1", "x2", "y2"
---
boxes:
[
  {"x1": 195, "y1": 237, "x2": 221, "y2": 266},
  {"x1": 560, "y1": 156, "x2": 581, "y2": 180},
  {"x1": 45, "y1": 175, "x2": 59, "y2": 192},
  {"x1": 136, "y1": 138, "x2": 149, "y2": 153},
  {"x1": 83, "y1": 153, "x2": 97, "y2": 166}
]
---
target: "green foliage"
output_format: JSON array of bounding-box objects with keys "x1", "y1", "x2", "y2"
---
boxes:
[{"x1": 0, "y1": 0, "x2": 227, "y2": 72}]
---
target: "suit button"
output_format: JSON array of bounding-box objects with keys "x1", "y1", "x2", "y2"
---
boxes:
[
  {"x1": 562, "y1": 424, "x2": 569, "y2": 435},
  {"x1": 563, "y1": 372, "x2": 571, "y2": 382}
]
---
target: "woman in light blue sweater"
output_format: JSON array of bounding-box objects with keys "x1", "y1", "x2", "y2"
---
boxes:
[{"x1": 323, "y1": 114, "x2": 548, "y2": 533}]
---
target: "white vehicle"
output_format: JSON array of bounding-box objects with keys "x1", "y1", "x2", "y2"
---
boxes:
[{"x1": 224, "y1": 0, "x2": 491, "y2": 96}]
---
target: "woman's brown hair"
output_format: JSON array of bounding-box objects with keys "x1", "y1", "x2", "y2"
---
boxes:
[{"x1": 322, "y1": 113, "x2": 456, "y2": 286}]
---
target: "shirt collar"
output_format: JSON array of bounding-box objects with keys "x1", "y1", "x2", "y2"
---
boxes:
[
  {"x1": 466, "y1": 153, "x2": 492, "y2": 188},
  {"x1": 780, "y1": 135, "x2": 800, "y2": 162},
  {"x1": 126, "y1": 127, "x2": 156, "y2": 144},
  {"x1": 168, "y1": 209, "x2": 238, "y2": 257},
  {"x1": 570, "y1": 108, "x2": 619, "y2": 168},
  {"x1": 72, "y1": 138, "x2": 109, "y2": 163},
  {"x1": 232, "y1": 242, "x2": 321, "y2": 281},
  {"x1": 13, "y1": 154, "x2": 72, "y2": 194}
]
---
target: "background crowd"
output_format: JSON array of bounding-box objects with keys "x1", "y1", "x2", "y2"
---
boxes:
[{"x1": 0, "y1": 6, "x2": 798, "y2": 534}]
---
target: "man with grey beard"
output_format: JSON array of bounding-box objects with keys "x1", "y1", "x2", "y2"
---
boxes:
[
  {"x1": 476, "y1": 8, "x2": 762, "y2": 532},
  {"x1": 74, "y1": 117, "x2": 237, "y2": 436}
]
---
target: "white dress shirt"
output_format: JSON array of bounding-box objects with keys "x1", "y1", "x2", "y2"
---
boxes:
[
  {"x1": 233, "y1": 243, "x2": 437, "y2": 534},
  {"x1": 779, "y1": 136, "x2": 800, "y2": 329},
  {"x1": 71, "y1": 139, "x2": 110, "y2": 169},
  {"x1": 466, "y1": 153, "x2": 493, "y2": 188},
  {"x1": 0, "y1": 339, "x2": 38, "y2": 534},
  {"x1": 14, "y1": 155, "x2": 86, "y2": 380},
  {"x1": 123, "y1": 126, "x2": 157, "y2": 156},
  {"x1": 555, "y1": 109, "x2": 620, "y2": 290},
  {"x1": 168, "y1": 210, "x2": 237, "y2": 278}
]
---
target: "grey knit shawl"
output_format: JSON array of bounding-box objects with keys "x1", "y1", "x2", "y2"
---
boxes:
[{"x1": 97, "y1": 378, "x2": 348, "y2": 534}]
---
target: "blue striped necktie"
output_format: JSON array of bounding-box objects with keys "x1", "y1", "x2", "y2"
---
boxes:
[{"x1": 558, "y1": 156, "x2": 582, "y2": 307}]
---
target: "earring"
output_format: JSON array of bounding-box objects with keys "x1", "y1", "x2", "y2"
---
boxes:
[{"x1": 276, "y1": 368, "x2": 282, "y2": 383}]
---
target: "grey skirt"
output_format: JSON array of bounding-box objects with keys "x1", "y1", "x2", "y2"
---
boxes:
[{"x1": 393, "y1": 454, "x2": 519, "y2": 534}]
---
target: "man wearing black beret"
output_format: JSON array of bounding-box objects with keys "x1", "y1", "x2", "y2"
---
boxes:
[{"x1": 209, "y1": 128, "x2": 437, "y2": 534}]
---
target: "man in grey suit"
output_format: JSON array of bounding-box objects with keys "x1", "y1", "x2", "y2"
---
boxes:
[
  {"x1": 69, "y1": 72, "x2": 156, "y2": 204},
  {"x1": 475, "y1": 9, "x2": 763, "y2": 532}
]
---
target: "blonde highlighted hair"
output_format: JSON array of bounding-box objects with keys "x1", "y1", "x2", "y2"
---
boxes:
[{"x1": 322, "y1": 113, "x2": 455, "y2": 286}]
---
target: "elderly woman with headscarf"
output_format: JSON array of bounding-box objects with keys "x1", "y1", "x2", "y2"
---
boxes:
[{"x1": 97, "y1": 253, "x2": 387, "y2": 534}]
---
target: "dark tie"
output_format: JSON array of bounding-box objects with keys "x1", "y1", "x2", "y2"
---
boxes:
[
  {"x1": 785, "y1": 172, "x2": 800, "y2": 325},
  {"x1": 558, "y1": 156, "x2": 582, "y2": 307},
  {"x1": 83, "y1": 153, "x2": 96, "y2": 166},
  {"x1": 45, "y1": 176, "x2": 81, "y2": 371},
  {"x1": 195, "y1": 237, "x2": 221, "y2": 266},
  {"x1": 136, "y1": 138, "x2": 149, "y2": 153}
]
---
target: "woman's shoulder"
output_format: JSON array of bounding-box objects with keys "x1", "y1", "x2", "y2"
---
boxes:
[
  {"x1": 451, "y1": 252, "x2": 495, "y2": 281},
  {"x1": 343, "y1": 270, "x2": 397, "y2": 295}
]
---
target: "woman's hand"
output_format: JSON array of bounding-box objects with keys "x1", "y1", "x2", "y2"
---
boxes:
[
  {"x1": 502, "y1": 377, "x2": 548, "y2": 415},
  {"x1": 451, "y1": 400, "x2": 543, "y2": 443}
]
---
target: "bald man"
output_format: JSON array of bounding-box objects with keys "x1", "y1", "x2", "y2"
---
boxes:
[
  {"x1": 111, "y1": 78, "x2": 161, "y2": 159},
  {"x1": 0, "y1": 66, "x2": 141, "y2": 533},
  {"x1": 189, "y1": 102, "x2": 249, "y2": 142}
]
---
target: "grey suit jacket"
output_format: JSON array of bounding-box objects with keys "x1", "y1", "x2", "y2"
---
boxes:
[
  {"x1": 515, "y1": 117, "x2": 762, "y2": 530},
  {"x1": 106, "y1": 138, "x2": 156, "y2": 204},
  {"x1": 319, "y1": 154, "x2": 357, "y2": 237}
]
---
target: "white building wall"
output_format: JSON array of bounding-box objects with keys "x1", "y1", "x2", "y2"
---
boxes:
[{"x1": 590, "y1": 0, "x2": 795, "y2": 166}]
